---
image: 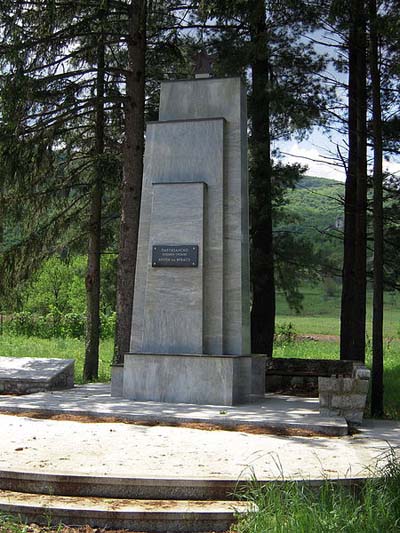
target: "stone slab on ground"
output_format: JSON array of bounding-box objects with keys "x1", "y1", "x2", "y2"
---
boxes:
[
  {"x1": 0, "y1": 383, "x2": 347, "y2": 436},
  {"x1": 0, "y1": 357, "x2": 74, "y2": 395}
]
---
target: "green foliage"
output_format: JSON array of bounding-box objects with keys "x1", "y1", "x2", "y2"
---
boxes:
[
  {"x1": 21, "y1": 254, "x2": 117, "y2": 316},
  {"x1": 274, "y1": 322, "x2": 297, "y2": 345},
  {"x1": 234, "y1": 453, "x2": 400, "y2": 532},
  {"x1": 0, "y1": 512, "x2": 30, "y2": 533},
  {"x1": 2, "y1": 254, "x2": 116, "y2": 339},
  {"x1": 24, "y1": 257, "x2": 80, "y2": 315},
  {"x1": 4, "y1": 310, "x2": 115, "y2": 340},
  {"x1": 276, "y1": 176, "x2": 345, "y2": 276}
]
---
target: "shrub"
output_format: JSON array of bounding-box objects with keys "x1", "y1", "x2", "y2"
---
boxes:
[
  {"x1": 274, "y1": 322, "x2": 297, "y2": 345},
  {"x1": 4, "y1": 311, "x2": 115, "y2": 339}
]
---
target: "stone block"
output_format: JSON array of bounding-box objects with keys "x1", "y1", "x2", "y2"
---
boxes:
[
  {"x1": 354, "y1": 379, "x2": 370, "y2": 394},
  {"x1": 354, "y1": 367, "x2": 371, "y2": 380},
  {"x1": 343, "y1": 377, "x2": 354, "y2": 393},
  {"x1": 331, "y1": 394, "x2": 367, "y2": 410},
  {"x1": 111, "y1": 365, "x2": 124, "y2": 397},
  {"x1": 143, "y1": 182, "x2": 205, "y2": 354},
  {"x1": 291, "y1": 376, "x2": 305, "y2": 387},
  {"x1": 320, "y1": 407, "x2": 340, "y2": 417},
  {"x1": 251, "y1": 355, "x2": 266, "y2": 396},
  {"x1": 319, "y1": 367, "x2": 370, "y2": 425},
  {"x1": 343, "y1": 410, "x2": 363, "y2": 425},
  {"x1": 123, "y1": 353, "x2": 252, "y2": 406},
  {"x1": 319, "y1": 394, "x2": 330, "y2": 408}
]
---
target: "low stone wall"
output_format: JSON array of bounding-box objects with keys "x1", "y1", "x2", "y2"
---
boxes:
[
  {"x1": 319, "y1": 366, "x2": 370, "y2": 425},
  {"x1": 265, "y1": 358, "x2": 360, "y2": 396}
]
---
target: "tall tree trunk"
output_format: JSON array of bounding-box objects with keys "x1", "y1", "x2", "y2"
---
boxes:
[
  {"x1": 0, "y1": 190, "x2": 3, "y2": 250},
  {"x1": 249, "y1": 0, "x2": 275, "y2": 356},
  {"x1": 83, "y1": 14, "x2": 105, "y2": 381},
  {"x1": 369, "y1": 0, "x2": 384, "y2": 416},
  {"x1": 114, "y1": 0, "x2": 146, "y2": 364},
  {"x1": 340, "y1": 0, "x2": 367, "y2": 362}
]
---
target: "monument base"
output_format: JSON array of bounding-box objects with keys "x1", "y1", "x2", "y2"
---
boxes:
[{"x1": 113, "y1": 353, "x2": 260, "y2": 406}]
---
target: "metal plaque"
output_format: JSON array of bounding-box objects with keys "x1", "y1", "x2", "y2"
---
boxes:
[{"x1": 152, "y1": 245, "x2": 199, "y2": 267}]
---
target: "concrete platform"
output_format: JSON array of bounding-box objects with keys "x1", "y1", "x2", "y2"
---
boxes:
[
  {"x1": 0, "y1": 409, "x2": 399, "y2": 530},
  {"x1": 0, "y1": 383, "x2": 348, "y2": 436},
  {"x1": 0, "y1": 357, "x2": 74, "y2": 395},
  {"x1": 0, "y1": 412, "x2": 398, "y2": 484}
]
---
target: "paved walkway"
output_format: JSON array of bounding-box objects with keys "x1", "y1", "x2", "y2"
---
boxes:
[
  {"x1": 0, "y1": 385, "x2": 399, "y2": 482},
  {"x1": 0, "y1": 383, "x2": 347, "y2": 435}
]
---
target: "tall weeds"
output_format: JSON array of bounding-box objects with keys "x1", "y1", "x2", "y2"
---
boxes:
[{"x1": 234, "y1": 449, "x2": 400, "y2": 533}]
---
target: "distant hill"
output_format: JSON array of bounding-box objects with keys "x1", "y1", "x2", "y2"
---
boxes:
[
  {"x1": 276, "y1": 175, "x2": 345, "y2": 267},
  {"x1": 295, "y1": 175, "x2": 344, "y2": 190}
]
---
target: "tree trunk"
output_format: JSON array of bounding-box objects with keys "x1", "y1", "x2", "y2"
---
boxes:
[
  {"x1": 114, "y1": 0, "x2": 146, "y2": 364},
  {"x1": 83, "y1": 15, "x2": 105, "y2": 381},
  {"x1": 340, "y1": 0, "x2": 367, "y2": 362},
  {"x1": 369, "y1": 0, "x2": 384, "y2": 416},
  {"x1": 249, "y1": 0, "x2": 275, "y2": 356}
]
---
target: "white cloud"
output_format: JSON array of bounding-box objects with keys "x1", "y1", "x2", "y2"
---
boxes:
[
  {"x1": 280, "y1": 142, "x2": 346, "y2": 182},
  {"x1": 279, "y1": 140, "x2": 400, "y2": 183},
  {"x1": 384, "y1": 159, "x2": 400, "y2": 177}
]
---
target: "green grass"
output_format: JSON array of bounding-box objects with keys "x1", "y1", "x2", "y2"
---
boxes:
[
  {"x1": 234, "y1": 451, "x2": 400, "y2": 533},
  {"x1": 0, "y1": 335, "x2": 114, "y2": 384},
  {"x1": 276, "y1": 285, "x2": 400, "y2": 337},
  {"x1": 0, "y1": 513, "x2": 67, "y2": 532}
]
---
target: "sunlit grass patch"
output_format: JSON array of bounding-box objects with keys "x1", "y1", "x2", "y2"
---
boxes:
[{"x1": 233, "y1": 450, "x2": 400, "y2": 533}]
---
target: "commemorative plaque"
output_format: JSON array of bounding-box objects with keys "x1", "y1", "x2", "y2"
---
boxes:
[{"x1": 152, "y1": 245, "x2": 198, "y2": 267}]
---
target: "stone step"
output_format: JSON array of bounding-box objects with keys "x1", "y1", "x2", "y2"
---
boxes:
[
  {"x1": 0, "y1": 470, "x2": 241, "y2": 500},
  {"x1": 0, "y1": 489, "x2": 251, "y2": 532}
]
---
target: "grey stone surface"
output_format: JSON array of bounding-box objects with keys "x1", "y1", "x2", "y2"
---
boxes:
[
  {"x1": 319, "y1": 369, "x2": 370, "y2": 425},
  {"x1": 143, "y1": 182, "x2": 205, "y2": 354},
  {"x1": 131, "y1": 119, "x2": 224, "y2": 355},
  {"x1": 130, "y1": 78, "x2": 250, "y2": 357},
  {"x1": 123, "y1": 77, "x2": 251, "y2": 405},
  {"x1": 159, "y1": 78, "x2": 250, "y2": 355},
  {"x1": 110, "y1": 364, "x2": 123, "y2": 397},
  {"x1": 123, "y1": 353, "x2": 251, "y2": 406},
  {"x1": 0, "y1": 383, "x2": 348, "y2": 436},
  {"x1": 0, "y1": 357, "x2": 74, "y2": 395},
  {"x1": 251, "y1": 355, "x2": 266, "y2": 397}
]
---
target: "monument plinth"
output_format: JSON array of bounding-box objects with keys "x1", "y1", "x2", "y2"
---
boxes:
[{"x1": 112, "y1": 76, "x2": 264, "y2": 405}]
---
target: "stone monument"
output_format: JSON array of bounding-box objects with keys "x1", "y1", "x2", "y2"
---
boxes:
[{"x1": 112, "y1": 73, "x2": 264, "y2": 405}]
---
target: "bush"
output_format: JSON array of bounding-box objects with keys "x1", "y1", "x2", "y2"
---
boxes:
[
  {"x1": 275, "y1": 322, "x2": 297, "y2": 345},
  {"x1": 100, "y1": 312, "x2": 116, "y2": 339},
  {"x1": 4, "y1": 311, "x2": 115, "y2": 339}
]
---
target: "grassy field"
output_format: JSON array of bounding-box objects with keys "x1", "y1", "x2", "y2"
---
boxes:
[{"x1": 276, "y1": 284, "x2": 400, "y2": 338}]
